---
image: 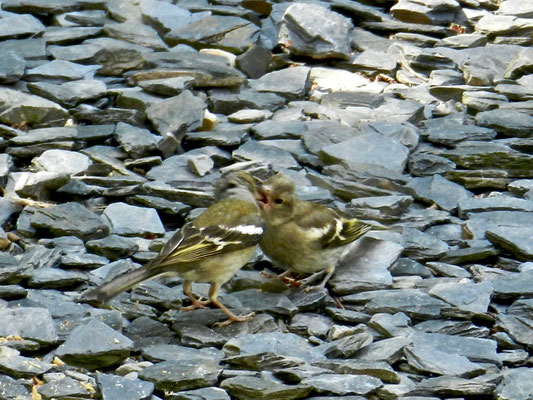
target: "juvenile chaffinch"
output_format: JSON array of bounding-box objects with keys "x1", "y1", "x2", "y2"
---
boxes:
[
  {"x1": 256, "y1": 173, "x2": 373, "y2": 291},
  {"x1": 82, "y1": 170, "x2": 265, "y2": 326}
]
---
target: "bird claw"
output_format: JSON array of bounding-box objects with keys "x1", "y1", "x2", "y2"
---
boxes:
[
  {"x1": 181, "y1": 298, "x2": 211, "y2": 311},
  {"x1": 213, "y1": 312, "x2": 255, "y2": 328}
]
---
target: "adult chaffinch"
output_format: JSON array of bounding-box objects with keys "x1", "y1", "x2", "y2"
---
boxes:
[
  {"x1": 256, "y1": 173, "x2": 373, "y2": 291},
  {"x1": 82, "y1": 170, "x2": 265, "y2": 326}
]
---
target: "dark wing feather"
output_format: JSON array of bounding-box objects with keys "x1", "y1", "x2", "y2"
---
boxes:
[
  {"x1": 156, "y1": 213, "x2": 265, "y2": 267},
  {"x1": 292, "y1": 201, "x2": 372, "y2": 249}
]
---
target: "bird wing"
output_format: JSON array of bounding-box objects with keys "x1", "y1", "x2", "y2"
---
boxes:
[
  {"x1": 293, "y1": 202, "x2": 372, "y2": 249},
  {"x1": 154, "y1": 213, "x2": 265, "y2": 267}
]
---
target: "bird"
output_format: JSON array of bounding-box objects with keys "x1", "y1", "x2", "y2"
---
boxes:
[
  {"x1": 81, "y1": 170, "x2": 265, "y2": 327},
  {"x1": 256, "y1": 173, "x2": 374, "y2": 291}
]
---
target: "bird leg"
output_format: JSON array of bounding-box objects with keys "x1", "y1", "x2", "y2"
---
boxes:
[
  {"x1": 181, "y1": 280, "x2": 211, "y2": 311},
  {"x1": 300, "y1": 269, "x2": 335, "y2": 292},
  {"x1": 208, "y1": 283, "x2": 255, "y2": 327},
  {"x1": 261, "y1": 270, "x2": 301, "y2": 287}
]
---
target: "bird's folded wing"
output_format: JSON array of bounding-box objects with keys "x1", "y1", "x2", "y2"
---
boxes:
[
  {"x1": 155, "y1": 214, "x2": 265, "y2": 267},
  {"x1": 294, "y1": 205, "x2": 372, "y2": 249}
]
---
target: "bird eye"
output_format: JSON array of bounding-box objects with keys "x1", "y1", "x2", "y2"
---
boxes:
[
  {"x1": 227, "y1": 183, "x2": 237, "y2": 189},
  {"x1": 274, "y1": 198, "x2": 283, "y2": 204}
]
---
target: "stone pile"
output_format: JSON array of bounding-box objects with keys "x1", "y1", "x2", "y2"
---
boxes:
[{"x1": 0, "y1": 0, "x2": 532, "y2": 399}]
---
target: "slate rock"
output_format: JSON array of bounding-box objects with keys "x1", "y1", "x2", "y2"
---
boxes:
[
  {"x1": 495, "y1": 367, "x2": 533, "y2": 400},
  {"x1": 476, "y1": 109, "x2": 533, "y2": 137},
  {"x1": 103, "y1": 202, "x2": 164, "y2": 237},
  {"x1": 224, "y1": 332, "x2": 325, "y2": 365},
  {"x1": 401, "y1": 228, "x2": 449, "y2": 261},
  {"x1": 146, "y1": 90, "x2": 206, "y2": 135},
  {"x1": 25, "y1": 59, "x2": 98, "y2": 83},
  {"x1": 0, "y1": 13, "x2": 46, "y2": 39},
  {"x1": 37, "y1": 375, "x2": 95, "y2": 400},
  {"x1": 319, "y1": 132, "x2": 410, "y2": 173},
  {"x1": 27, "y1": 79, "x2": 107, "y2": 107},
  {"x1": 406, "y1": 174, "x2": 472, "y2": 212},
  {"x1": 301, "y1": 373, "x2": 382, "y2": 396},
  {"x1": 0, "y1": 307, "x2": 58, "y2": 346},
  {"x1": 167, "y1": 387, "x2": 230, "y2": 400},
  {"x1": 351, "y1": 337, "x2": 412, "y2": 364},
  {"x1": 140, "y1": 0, "x2": 192, "y2": 35},
  {"x1": 0, "y1": 51, "x2": 25, "y2": 84},
  {"x1": 324, "y1": 330, "x2": 374, "y2": 359},
  {"x1": 233, "y1": 140, "x2": 300, "y2": 170},
  {"x1": 220, "y1": 376, "x2": 311, "y2": 400},
  {"x1": 32, "y1": 149, "x2": 92, "y2": 175},
  {"x1": 0, "y1": 346, "x2": 54, "y2": 378},
  {"x1": 404, "y1": 343, "x2": 485, "y2": 378},
  {"x1": 0, "y1": 375, "x2": 29, "y2": 399},
  {"x1": 165, "y1": 15, "x2": 259, "y2": 54},
  {"x1": 408, "y1": 332, "x2": 500, "y2": 365},
  {"x1": 31, "y1": 202, "x2": 110, "y2": 240},
  {"x1": 486, "y1": 226, "x2": 533, "y2": 261},
  {"x1": 329, "y1": 237, "x2": 401, "y2": 294},
  {"x1": 97, "y1": 372, "x2": 155, "y2": 400},
  {"x1": 407, "y1": 375, "x2": 497, "y2": 396},
  {"x1": 0, "y1": 87, "x2": 69, "y2": 126},
  {"x1": 344, "y1": 289, "x2": 448, "y2": 320},
  {"x1": 278, "y1": 3, "x2": 353, "y2": 60},
  {"x1": 391, "y1": 0, "x2": 460, "y2": 25},
  {"x1": 249, "y1": 66, "x2": 310, "y2": 100},
  {"x1": 139, "y1": 359, "x2": 222, "y2": 392},
  {"x1": 55, "y1": 318, "x2": 134, "y2": 369}
]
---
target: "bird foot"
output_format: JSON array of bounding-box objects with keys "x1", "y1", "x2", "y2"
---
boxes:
[
  {"x1": 261, "y1": 270, "x2": 302, "y2": 287},
  {"x1": 181, "y1": 298, "x2": 211, "y2": 311},
  {"x1": 213, "y1": 312, "x2": 255, "y2": 328}
]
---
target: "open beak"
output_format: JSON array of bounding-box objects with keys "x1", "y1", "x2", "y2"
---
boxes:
[{"x1": 255, "y1": 187, "x2": 270, "y2": 210}]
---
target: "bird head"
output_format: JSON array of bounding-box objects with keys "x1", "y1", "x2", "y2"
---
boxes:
[
  {"x1": 215, "y1": 170, "x2": 258, "y2": 202},
  {"x1": 256, "y1": 173, "x2": 296, "y2": 222}
]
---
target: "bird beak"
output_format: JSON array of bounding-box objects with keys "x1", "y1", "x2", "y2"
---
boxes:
[{"x1": 255, "y1": 186, "x2": 270, "y2": 210}]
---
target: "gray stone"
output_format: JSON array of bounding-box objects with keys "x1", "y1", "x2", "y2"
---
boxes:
[
  {"x1": 32, "y1": 149, "x2": 92, "y2": 175},
  {"x1": 402, "y1": 228, "x2": 449, "y2": 261},
  {"x1": 146, "y1": 90, "x2": 206, "y2": 135},
  {"x1": 165, "y1": 15, "x2": 259, "y2": 54},
  {"x1": 139, "y1": 359, "x2": 222, "y2": 392},
  {"x1": 167, "y1": 387, "x2": 230, "y2": 400},
  {"x1": 249, "y1": 66, "x2": 310, "y2": 100},
  {"x1": 391, "y1": 0, "x2": 460, "y2": 25},
  {"x1": 458, "y1": 196, "x2": 533, "y2": 217},
  {"x1": 55, "y1": 318, "x2": 134, "y2": 369},
  {"x1": 0, "y1": 87, "x2": 69, "y2": 126},
  {"x1": 408, "y1": 375, "x2": 497, "y2": 396},
  {"x1": 31, "y1": 202, "x2": 110, "y2": 240},
  {"x1": 324, "y1": 330, "x2": 373, "y2": 359},
  {"x1": 486, "y1": 226, "x2": 533, "y2": 261},
  {"x1": 301, "y1": 374, "x2": 382, "y2": 396},
  {"x1": 138, "y1": 76, "x2": 194, "y2": 96},
  {"x1": 344, "y1": 289, "x2": 448, "y2": 320},
  {"x1": 425, "y1": 261, "x2": 471, "y2": 278},
  {"x1": 103, "y1": 20, "x2": 167, "y2": 50},
  {"x1": 429, "y1": 281, "x2": 492, "y2": 315},
  {"x1": 503, "y1": 46, "x2": 533, "y2": 80},
  {"x1": 495, "y1": 367, "x2": 533, "y2": 400},
  {"x1": 423, "y1": 122, "x2": 497, "y2": 146},
  {"x1": 233, "y1": 140, "x2": 300, "y2": 170},
  {"x1": 0, "y1": 346, "x2": 53, "y2": 378},
  {"x1": 140, "y1": 0, "x2": 192, "y2": 35},
  {"x1": 404, "y1": 343, "x2": 484, "y2": 378},
  {"x1": 141, "y1": 50, "x2": 246, "y2": 88},
  {"x1": 476, "y1": 109, "x2": 533, "y2": 138},
  {"x1": 0, "y1": 51, "x2": 25, "y2": 84},
  {"x1": 319, "y1": 132, "x2": 410, "y2": 174},
  {"x1": 7, "y1": 171, "x2": 70, "y2": 200},
  {"x1": 0, "y1": 307, "x2": 58, "y2": 346},
  {"x1": 37, "y1": 375, "x2": 95, "y2": 400},
  {"x1": 115, "y1": 122, "x2": 160, "y2": 158},
  {"x1": 0, "y1": 13, "x2": 45, "y2": 39},
  {"x1": 27, "y1": 79, "x2": 106, "y2": 107},
  {"x1": 209, "y1": 88, "x2": 286, "y2": 115},
  {"x1": 407, "y1": 174, "x2": 472, "y2": 212},
  {"x1": 329, "y1": 237, "x2": 400, "y2": 294},
  {"x1": 26, "y1": 60, "x2": 97, "y2": 83},
  {"x1": 103, "y1": 202, "x2": 164, "y2": 237},
  {"x1": 97, "y1": 372, "x2": 155, "y2": 400},
  {"x1": 220, "y1": 376, "x2": 311, "y2": 400},
  {"x1": 408, "y1": 332, "x2": 500, "y2": 365},
  {"x1": 0, "y1": 375, "x2": 29, "y2": 398},
  {"x1": 347, "y1": 195, "x2": 413, "y2": 223},
  {"x1": 278, "y1": 3, "x2": 353, "y2": 60}
]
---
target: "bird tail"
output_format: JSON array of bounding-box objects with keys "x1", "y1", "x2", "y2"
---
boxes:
[{"x1": 80, "y1": 263, "x2": 165, "y2": 303}]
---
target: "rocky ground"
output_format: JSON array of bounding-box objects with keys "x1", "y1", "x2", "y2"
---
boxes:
[{"x1": 0, "y1": 0, "x2": 532, "y2": 399}]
